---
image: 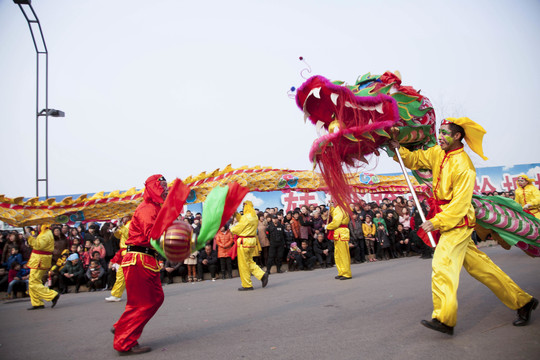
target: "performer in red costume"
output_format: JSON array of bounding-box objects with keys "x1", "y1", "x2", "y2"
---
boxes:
[{"x1": 113, "y1": 175, "x2": 169, "y2": 355}]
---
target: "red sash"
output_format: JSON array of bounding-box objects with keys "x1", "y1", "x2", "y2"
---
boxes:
[
  {"x1": 32, "y1": 249, "x2": 53, "y2": 256},
  {"x1": 327, "y1": 225, "x2": 348, "y2": 241},
  {"x1": 229, "y1": 235, "x2": 239, "y2": 260},
  {"x1": 417, "y1": 197, "x2": 449, "y2": 247}
]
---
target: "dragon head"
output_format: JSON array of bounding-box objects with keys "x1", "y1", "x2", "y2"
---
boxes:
[{"x1": 295, "y1": 71, "x2": 437, "y2": 209}]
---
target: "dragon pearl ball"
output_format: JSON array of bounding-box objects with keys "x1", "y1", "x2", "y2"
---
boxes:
[{"x1": 163, "y1": 220, "x2": 193, "y2": 262}]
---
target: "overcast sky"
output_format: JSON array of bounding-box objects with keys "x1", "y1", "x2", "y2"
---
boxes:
[{"x1": 1, "y1": 0, "x2": 539, "y2": 198}]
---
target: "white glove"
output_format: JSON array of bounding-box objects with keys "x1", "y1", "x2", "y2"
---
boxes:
[{"x1": 523, "y1": 204, "x2": 531, "y2": 210}]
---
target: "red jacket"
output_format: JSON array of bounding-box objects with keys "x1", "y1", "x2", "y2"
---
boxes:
[{"x1": 126, "y1": 175, "x2": 165, "y2": 247}]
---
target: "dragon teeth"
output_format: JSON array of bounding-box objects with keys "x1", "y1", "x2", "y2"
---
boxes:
[
  {"x1": 315, "y1": 120, "x2": 325, "y2": 136},
  {"x1": 330, "y1": 93, "x2": 339, "y2": 106},
  {"x1": 309, "y1": 87, "x2": 321, "y2": 99},
  {"x1": 375, "y1": 103, "x2": 383, "y2": 114}
]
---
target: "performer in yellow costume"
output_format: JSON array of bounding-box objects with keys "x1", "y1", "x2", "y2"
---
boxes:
[
  {"x1": 26, "y1": 225, "x2": 60, "y2": 310},
  {"x1": 326, "y1": 203, "x2": 352, "y2": 280},
  {"x1": 515, "y1": 174, "x2": 540, "y2": 219},
  {"x1": 391, "y1": 117, "x2": 537, "y2": 335},
  {"x1": 106, "y1": 216, "x2": 131, "y2": 302},
  {"x1": 230, "y1": 201, "x2": 268, "y2": 291}
]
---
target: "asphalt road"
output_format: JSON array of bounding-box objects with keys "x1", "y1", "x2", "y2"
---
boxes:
[{"x1": 1, "y1": 245, "x2": 539, "y2": 360}]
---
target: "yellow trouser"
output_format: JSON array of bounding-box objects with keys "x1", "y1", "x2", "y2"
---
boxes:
[
  {"x1": 111, "y1": 266, "x2": 126, "y2": 298},
  {"x1": 432, "y1": 226, "x2": 532, "y2": 327},
  {"x1": 237, "y1": 237, "x2": 265, "y2": 288},
  {"x1": 29, "y1": 268, "x2": 58, "y2": 307},
  {"x1": 334, "y1": 240, "x2": 352, "y2": 278}
]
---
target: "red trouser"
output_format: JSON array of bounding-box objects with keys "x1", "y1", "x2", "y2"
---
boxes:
[{"x1": 113, "y1": 261, "x2": 164, "y2": 352}]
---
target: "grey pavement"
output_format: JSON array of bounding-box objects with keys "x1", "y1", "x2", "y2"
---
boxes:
[{"x1": 0, "y1": 245, "x2": 539, "y2": 360}]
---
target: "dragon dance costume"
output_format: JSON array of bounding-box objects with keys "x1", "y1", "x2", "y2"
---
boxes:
[
  {"x1": 113, "y1": 175, "x2": 167, "y2": 353},
  {"x1": 230, "y1": 201, "x2": 267, "y2": 290},
  {"x1": 326, "y1": 205, "x2": 351, "y2": 279},
  {"x1": 515, "y1": 174, "x2": 540, "y2": 219},
  {"x1": 27, "y1": 225, "x2": 59, "y2": 308},
  {"x1": 397, "y1": 117, "x2": 533, "y2": 328}
]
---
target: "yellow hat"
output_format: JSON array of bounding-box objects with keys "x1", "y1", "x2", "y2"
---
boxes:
[{"x1": 442, "y1": 117, "x2": 488, "y2": 160}]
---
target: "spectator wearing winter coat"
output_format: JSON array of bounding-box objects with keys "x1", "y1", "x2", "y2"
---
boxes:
[
  {"x1": 214, "y1": 226, "x2": 234, "y2": 279},
  {"x1": 295, "y1": 240, "x2": 316, "y2": 271},
  {"x1": 313, "y1": 232, "x2": 334, "y2": 268},
  {"x1": 385, "y1": 211, "x2": 400, "y2": 258},
  {"x1": 3, "y1": 247, "x2": 23, "y2": 270},
  {"x1": 311, "y1": 210, "x2": 325, "y2": 235},
  {"x1": 86, "y1": 259, "x2": 106, "y2": 291},
  {"x1": 299, "y1": 205, "x2": 314, "y2": 244},
  {"x1": 265, "y1": 216, "x2": 286, "y2": 274},
  {"x1": 59, "y1": 253, "x2": 85, "y2": 293},
  {"x1": 395, "y1": 223, "x2": 411, "y2": 256},
  {"x1": 197, "y1": 244, "x2": 218, "y2": 281},
  {"x1": 290, "y1": 212, "x2": 301, "y2": 242},
  {"x1": 348, "y1": 213, "x2": 366, "y2": 263},
  {"x1": 376, "y1": 223, "x2": 391, "y2": 260}
]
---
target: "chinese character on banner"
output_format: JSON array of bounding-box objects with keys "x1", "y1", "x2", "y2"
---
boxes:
[
  {"x1": 281, "y1": 191, "x2": 322, "y2": 212},
  {"x1": 475, "y1": 176, "x2": 498, "y2": 193}
]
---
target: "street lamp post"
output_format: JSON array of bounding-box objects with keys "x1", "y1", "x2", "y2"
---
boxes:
[{"x1": 14, "y1": 0, "x2": 64, "y2": 199}]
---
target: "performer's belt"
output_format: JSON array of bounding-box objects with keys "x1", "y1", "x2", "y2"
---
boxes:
[
  {"x1": 237, "y1": 236, "x2": 256, "y2": 247},
  {"x1": 32, "y1": 249, "x2": 52, "y2": 256},
  {"x1": 126, "y1": 245, "x2": 157, "y2": 258}
]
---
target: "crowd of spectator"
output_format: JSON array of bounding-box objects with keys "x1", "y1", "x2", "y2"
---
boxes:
[{"x1": 1, "y1": 193, "x2": 503, "y2": 298}]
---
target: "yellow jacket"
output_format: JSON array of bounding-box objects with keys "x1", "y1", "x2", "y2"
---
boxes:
[
  {"x1": 362, "y1": 222, "x2": 376, "y2": 238},
  {"x1": 230, "y1": 203, "x2": 258, "y2": 238},
  {"x1": 27, "y1": 225, "x2": 55, "y2": 270},
  {"x1": 396, "y1": 145, "x2": 476, "y2": 232},
  {"x1": 327, "y1": 206, "x2": 350, "y2": 241},
  {"x1": 114, "y1": 221, "x2": 131, "y2": 255},
  {"x1": 230, "y1": 201, "x2": 261, "y2": 250},
  {"x1": 515, "y1": 183, "x2": 540, "y2": 218}
]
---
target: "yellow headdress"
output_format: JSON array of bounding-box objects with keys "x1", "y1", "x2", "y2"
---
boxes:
[
  {"x1": 242, "y1": 200, "x2": 256, "y2": 217},
  {"x1": 442, "y1": 117, "x2": 488, "y2": 160},
  {"x1": 518, "y1": 174, "x2": 534, "y2": 184}
]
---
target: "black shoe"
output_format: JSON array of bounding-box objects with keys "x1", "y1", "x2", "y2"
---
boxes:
[
  {"x1": 513, "y1": 297, "x2": 538, "y2": 326},
  {"x1": 421, "y1": 319, "x2": 454, "y2": 335},
  {"x1": 60, "y1": 289, "x2": 68, "y2": 294},
  {"x1": 167, "y1": 280, "x2": 173, "y2": 285},
  {"x1": 238, "y1": 287, "x2": 254, "y2": 291},
  {"x1": 276, "y1": 268, "x2": 282, "y2": 273},
  {"x1": 335, "y1": 275, "x2": 343, "y2": 280},
  {"x1": 111, "y1": 327, "x2": 115, "y2": 335},
  {"x1": 51, "y1": 293, "x2": 60, "y2": 308},
  {"x1": 27, "y1": 305, "x2": 45, "y2": 310},
  {"x1": 118, "y1": 344, "x2": 151, "y2": 356},
  {"x1": 339, "y1": 276, "x2": 351, "y2": 280},
  {"x1": 261, "y1": 273, "x2": 269, "y2": 288}
]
